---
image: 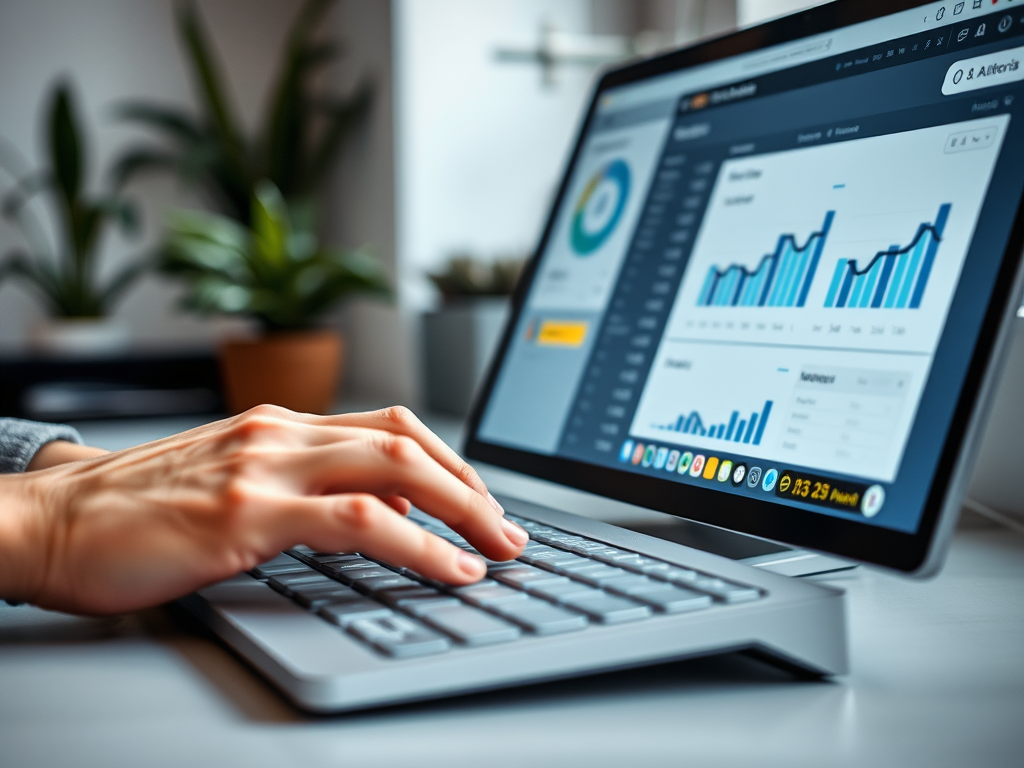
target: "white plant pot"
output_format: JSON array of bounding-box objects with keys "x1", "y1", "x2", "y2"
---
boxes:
[
  {"x1": 29, "y1": 318, "x2": 130, "y2": 357},
  {"x1": 422, "y1": 298, "x2": 509, "y2": 416}
]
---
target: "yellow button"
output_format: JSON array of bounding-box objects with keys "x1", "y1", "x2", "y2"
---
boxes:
[
  {"x1": 537, "y1": 320, "x2": 588, "y2": 347},
  {"x1": 703, "y1": 456, "x2": 719, "y2": 480}
]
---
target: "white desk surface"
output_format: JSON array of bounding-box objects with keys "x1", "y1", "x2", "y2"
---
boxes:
[{"x1": 2, "y1": 416, "x2": 1022, "y2": 768}]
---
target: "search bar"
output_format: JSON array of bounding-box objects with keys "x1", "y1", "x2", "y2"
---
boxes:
[{"x1": 942, "y1": 46, "x2": 1024, "y2": 95}]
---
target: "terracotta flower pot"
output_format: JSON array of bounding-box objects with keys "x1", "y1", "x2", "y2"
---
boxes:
[{"x1": 219, "y1": 330, "x2": 344, "y2": 415}]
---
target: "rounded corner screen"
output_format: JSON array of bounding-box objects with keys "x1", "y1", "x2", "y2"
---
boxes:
[{"x1": 475, "y1": 1, "x2": 1024, "y2": 537}]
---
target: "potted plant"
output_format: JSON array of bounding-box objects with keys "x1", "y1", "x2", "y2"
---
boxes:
[
  {"x1": 0, "y1": 83, "x2": 146, "y2": 355},
  {"x1": 112, "y1": 0, "x2": 370, "y2": 225},
  {"x1": 161, "y1": 181, "x2": 389, "y2": 414},
  {"x1": 422, "y1": 254, "x2": 524, "y2": 415}
]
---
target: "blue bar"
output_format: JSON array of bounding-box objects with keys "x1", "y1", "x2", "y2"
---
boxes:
[
  {"x1": 858, "y1": 257, "x2": 884, "y2": 308},
  {"x1": 752, "y1": 401, "x2": 773, "y2": 446},
  {"x1": 871, "y1": 253, "x2": 896, "y2": 308},
  {"x1": 736, "y1": 419, "x2": 746, "y2": 440},
  {"x1": 835, "y1": 263, "x2": 856, "y2": 307},
  {"x1": 675, "y1": 415, "x2": 684, "y2": 431},
  {"x1": 798, "y1": 211, "x2": 834, "y2": 307},
  {"x1": 824, "y1": 259, "x2": 847, "y2": 308},
  {"x1": 910, "y1": 203, "x2": 950, "y2": 309},
  {"x1": 698, "y1": 269, "x2": 717, "y2": 306},
  {"x1": 742, "y1": 414, "x2": 758, "y2": 443},
  {"x1": 758, "y1": 247, "x2": 782, "y2": 306},
  {"x1": 785, "y1": 247, "x2": 810, "y2": 306},
  {"x1": 884, "y1": 247, "x2": 910, "y2": 307},
  {"x1": 725, "y1": 411, "x2": 739, "y2": 440},
  {"x1": 849, "y1": 272, "x2": 867, "y2": 307},
  {"x1": 896, "y1": 234, "x2": 926, "y2": 308},
  {"x1": 768, "y1": 243, "x2": 794, "y2": 306}
]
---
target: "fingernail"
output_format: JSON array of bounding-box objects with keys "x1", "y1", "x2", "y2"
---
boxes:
[
  {"x1": 457, "y1": 551, "x2": 486, "y2": 579},
  {"x1": 500, "y1": 517, "x2": 529, "y2": 547},
  {"x1": 487, "y1": 492, "x2": 505, "y2": 516}
]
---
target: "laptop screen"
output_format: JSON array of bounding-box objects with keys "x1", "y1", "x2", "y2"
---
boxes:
[{"x1": 471, "y1": 1, "x2": 1024, "y2": 543}]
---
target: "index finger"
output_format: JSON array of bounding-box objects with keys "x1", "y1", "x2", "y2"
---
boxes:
[{"x1": 319, "y1": 406, "x2": 499, "y2": 511}]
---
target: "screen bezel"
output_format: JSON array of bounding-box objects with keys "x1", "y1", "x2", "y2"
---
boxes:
[{"x1": 463, "y1": 0, "x2": 1024, "y2": 574}]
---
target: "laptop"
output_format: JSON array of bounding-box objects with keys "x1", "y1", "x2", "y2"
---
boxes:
[{"x1": 182, "y1": 0, "x2": 1024, "y2": 712}]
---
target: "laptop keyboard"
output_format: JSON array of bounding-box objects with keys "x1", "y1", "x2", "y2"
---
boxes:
[{"x1": 248, "y1": 514, "x2": 765, "y2": 659}]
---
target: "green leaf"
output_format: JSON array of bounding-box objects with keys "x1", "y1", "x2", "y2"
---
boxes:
[
  {"x1": 251, "y1": 181, "x2": 290, "y2": 269},
  {"x1": 49, "y1": 83, "x2": 83, "y2": 211},
  {"x1": 109, "y1": 146, "x2": 186, "y2": 189},
  {"x1": 112, "y1": 101, "x2": 205, "y2": 142},
  {"x1": 176, "y1": 2, "x2": 250, "y2": 199},
  {"x1": 304, "y1": 81, "x2": 372, "y2": 191}
]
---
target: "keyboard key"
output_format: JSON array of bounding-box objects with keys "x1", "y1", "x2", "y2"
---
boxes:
[
  {"x1": 568, "y1": 564, "x2": 634, "y2": 587},
  {"x1": 268, "y1": 571, "x2": 333, "y2": 594},
  {"x1": 631, "y1": 585, "x2": 712, "y2": 614},
  {"x1": 535, "y1": 552, "x2": 594, "y2": 572},
  {"x1": 250, "y1": 553, "x2": 305, "y2": 579},
  {"x1": 493, "y1": 599, "x2": 588, "y2": 635},
  {"x1": 309, "y1": 553, "x2": 363, "y2": 565},
  {"x1": 526, "y1": 578, "x2": 601, "y2": 602},
  {"x1": 335, "y1": 567, "x2": 396, "y2": 585},
  {"x1": 319, "y1": 599, "x2": 395, "y2": 627},
  {"x1": 353, "y1": 574, "x2": 419, "y2": 595},
  {"x1": 347, "y1": 615, "x2": 451, "y2": 658},
  {"x1": 291, "y1": 583, "x2": 360, "y2": 609},
  {"x1": 599, "y1": 574, "x2": 665, "y2": 596},
  {"x1": 561, "y1": 593, "x2": 652, "y2": 624},
  {"x1": 420, "y1": 605, "x2": 522, "y2": 646},
  {"x1": 398, "y1": 595, "x2": 462, "y2": 616},
  {"x1": 376, "y1": 585, "x2": 441, "y2": 605},
  {"x1": 492, "y1": 566, "x2": 565, "y2": 589},
  {"x1": 451, "y1": 583, "x2": 529, "y2": 607},
  {"x1": 320, "y1": 559, "x2": 378, "y2": 576},
  {"x1": 689, "y1": 577, "x2": 763, "y2": 603}
]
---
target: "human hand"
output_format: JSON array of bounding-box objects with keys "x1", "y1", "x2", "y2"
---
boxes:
[{"x1": 0, "y1": 405, "x2": 526, "y2": 615}]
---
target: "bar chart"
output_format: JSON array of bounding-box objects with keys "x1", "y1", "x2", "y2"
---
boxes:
[
  {"x1": 824, "y1": 203, "x2": 951, "y2": 310},
  {"x1": 696, "y1": 211, "x2": 834, "y2": 308},
  {"x1": 655, "y1": 400, "x2": 773, "y2": 445}
]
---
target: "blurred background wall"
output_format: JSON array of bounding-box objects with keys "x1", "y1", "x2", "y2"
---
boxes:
[{"x1": 0, "y1": 0, "x2": 821, "y2": 405}]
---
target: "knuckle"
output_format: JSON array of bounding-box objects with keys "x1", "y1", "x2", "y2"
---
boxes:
[
  {"x1": 341, "y1": 494, "x2": 379, "y2": 531},
  {"x1": 381, "y1": 433, "x2": 422, "y2": 465},
  {"x1": 379, "y1": 405, "x2": 420, "y2": 431},
  {"x1": 219, "y1": 476, "x2": 253, "y2": 514}
]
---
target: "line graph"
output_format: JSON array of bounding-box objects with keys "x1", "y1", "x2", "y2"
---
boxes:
[
  {"x1": 696, "y1": 211, "x2": 834, "y2": 308},
  {"x1": 824, "y1": 203, "x2": 951, "y2": 309}
]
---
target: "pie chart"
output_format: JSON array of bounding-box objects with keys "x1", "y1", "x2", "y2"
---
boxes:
[{"x1": 571, "y1": 158, "x2": 631, "y2": 256}]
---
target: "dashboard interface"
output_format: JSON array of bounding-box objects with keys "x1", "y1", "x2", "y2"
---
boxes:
[{"x1": 476, "y1": 1, "x2": 1024, "y2": 535}]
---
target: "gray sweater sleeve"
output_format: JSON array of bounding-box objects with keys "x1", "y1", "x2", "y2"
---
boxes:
[{"x1": 0, "y1": 418, "x2": 84, "y2": 474}]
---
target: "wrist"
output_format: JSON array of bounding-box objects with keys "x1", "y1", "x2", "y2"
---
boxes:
[
  {"x1": 0, "y1": 472, "x2": 58, "y2": 605},
  {"x1": 27, "y1": 441, "x2": 108, "y2": 471}
]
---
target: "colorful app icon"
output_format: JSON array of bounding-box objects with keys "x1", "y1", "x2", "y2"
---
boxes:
[
  {"x1": 631, "y1": 443, "x2": 645, "y2": 465},
  {"x1": 642, "y1": 445, "x2": 656, "y2": 467},
  {"x1": 666, "y1": 450, "x2": 681, "y2": 472},
  {"x1": 678, "y1": 451, "x2": 694, "y2": 474},
  {"x1": 731, "y1": 463, "x2": 747, "y2": 486},
  {"x1": 703, "y1": 456, "x2": 720, "y2": 480},
  {"x1": 653, "y1": 447, "x2": 669, "y2": 470},
  {"x1": 619, "y1": 440, "x2": 635, "y2": 463},
  {"x1": 689, "y1": 454, "x2": 705, "y2": 477},
  {"x1": 746, "y1": 466, "x2": 762, "y2": 488},
  {"x1": 717, "y1": 460, "x2": 733, "y2": 483},
  {"x1": 862, "y1": 485, "x2": 886, "y2": 518},
  {"x1": 762, "y1": 468, "x2": 779, "y2": 492}
]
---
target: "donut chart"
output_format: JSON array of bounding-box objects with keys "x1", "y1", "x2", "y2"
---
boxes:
[{"x1": 571, "y1": 159, "x2": 631, "y2": 256}]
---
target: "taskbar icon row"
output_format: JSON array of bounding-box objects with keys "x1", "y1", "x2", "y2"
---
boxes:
[
  {"x1": 617, "y1": 438, "x2": 886, "y2": 518},
  {"x1": 618, "y1": 439, "x2": 780, "y2": 492}
]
